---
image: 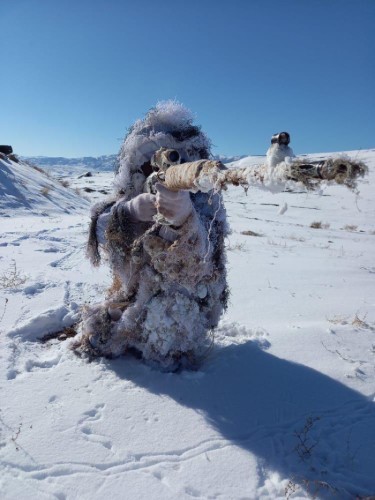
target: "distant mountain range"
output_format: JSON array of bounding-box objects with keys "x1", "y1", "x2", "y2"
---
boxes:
[
  {"x1": 22, "y1": 155, "x2": 117, "y2": 171},
  {"x1": 213, "y1": 154, "x2": 248, "y2": 163},
  {"x1": 22, "y1": 154, "x2": 248, "y2": 172}
]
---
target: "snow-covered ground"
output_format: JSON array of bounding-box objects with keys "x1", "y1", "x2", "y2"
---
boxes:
[{"x1": 1, "y1": 150, "x2": 374, "y2": 499}]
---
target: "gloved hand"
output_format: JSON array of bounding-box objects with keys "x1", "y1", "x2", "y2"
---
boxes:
[
  {"x1": 122, "y1": 193, "x2": 157, "y2": 222},
  {"x1": 155, "y1": 183, "x2": 193, "y2": 227}
]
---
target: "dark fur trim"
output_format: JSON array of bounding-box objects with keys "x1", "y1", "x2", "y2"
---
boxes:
[
  {"x1": 86, "y1": 198, "x2": 117, "y2": 266},
  {"x1": 106, "y1": 202, "x2": 150, "y2": 259}
]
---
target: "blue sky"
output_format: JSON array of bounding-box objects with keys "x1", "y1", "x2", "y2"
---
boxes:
[{"x1": 1, "y1": 0, "x2": 374, "y2": 157}]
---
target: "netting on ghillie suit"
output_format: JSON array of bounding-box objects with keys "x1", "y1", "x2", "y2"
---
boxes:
[{"x1": 72, "y1": 101, "x2": 229, "y2": 371}]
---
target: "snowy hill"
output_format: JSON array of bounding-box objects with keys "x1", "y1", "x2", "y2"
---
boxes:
[
  {"x1": 0, "y1": 155, "x2": 89, "y2": 216},
  {"x1": 0, "y1": 149, "x2": 375, "y2": 499}
]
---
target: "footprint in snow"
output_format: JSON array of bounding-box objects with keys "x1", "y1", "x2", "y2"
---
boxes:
[
  {"x1": 77, "y1": 404, "x2": 113, "y2": 450},
  {"x1": 81, "y1": 403, "x2": 106, "y2": 422},
  {"x1": 23, "y1": 282, "x2": 56, "y2": 296},
  {"x1": 35, "y1": 247, "x2": 62, "y2": 253},
  {"x1": 7, "y1": 353, "x2": 62, "y2": 380},
  {"x1": 24, "y1": 354, "x2": 62, "y2": 373}
]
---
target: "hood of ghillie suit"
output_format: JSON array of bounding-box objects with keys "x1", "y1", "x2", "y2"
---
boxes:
[{"x1": 114, "y1": 100, "x2": 212, "y2": 200}]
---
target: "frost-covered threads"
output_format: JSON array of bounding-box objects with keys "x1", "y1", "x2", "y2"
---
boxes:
[
  {"x1": 203, "y1": 191, "x2": 222, "y2": 264},
  {"x1": 74, "y1": 100, "x2": 229, "y2": 370},
  {"x1": 114, "y1": 101, "x2": 211, "y2": 198},
  {"x1": 141, "y1": 291, "x2": 205, "y2": 367}
]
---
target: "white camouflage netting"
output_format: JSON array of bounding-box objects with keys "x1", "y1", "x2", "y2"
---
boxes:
[{"x1": 114, "y1": 100, "x2": 211, "y2": 199}]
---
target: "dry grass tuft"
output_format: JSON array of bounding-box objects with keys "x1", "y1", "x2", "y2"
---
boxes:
[
  {"x1": 38, "y1": 325, "x2": 78, "y2": 343},
  {"x1": 240, "y1": 230, "x2": 263, "y2": 237},
  {"x1": 41, "y1": 186, "x2": 51, "y2": 196},
  {"x1": 284, "y1": 234, "x2": 306, "y2": 242},
  {"x1": 26, "y1": 163, "x2": 51, "y2": 177},
  {"x1": 327, "y1": 312, "x2": 375, "y2": 332},
  {"x1": 342, "y1": 224, "x2": 358, "y2": 232},
  {"x1": 294, "y1": 416, "x2": 320, "y2": 462},
  {"x1": 32, "y1": 165, "x2": 46, "y2": 174},
  {"x1": 310, "y1": 221, "x2": 330, "y2": 229},
  {"x1": 352, "y1": 313, "x2": 375, "y2": 331},
  {"x1": 0, "y1": 261, "x2": 28, "y2": 289},
  {"x1": 59, "y1": 179, "x2": 70, "y2": 188},
  {"x1": 285, "y1": 476, "x2": 337, "y2": 499},
  {"x1": 226, "y1": 241, "x2": 246, "y2": 251},
  {"x1": 8, "y1": 154, "x2": 20, "y2": 163}
]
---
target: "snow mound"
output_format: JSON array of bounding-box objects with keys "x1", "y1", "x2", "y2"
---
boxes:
[
  {"x1": 0, "y1": 155, "x2": 90, "y2": 216},
  {"x1": 8, "y1": 304, "x2": 80, "y2": 342}
]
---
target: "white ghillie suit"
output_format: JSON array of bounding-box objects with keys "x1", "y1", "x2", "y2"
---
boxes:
[{"x1": 73, "y1": 101, "x2": 229, "y2": 370}]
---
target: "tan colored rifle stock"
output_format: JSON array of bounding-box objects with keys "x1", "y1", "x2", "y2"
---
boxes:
[{"x1": 152, "y1": 148, "x2": 367, "y2": 194}]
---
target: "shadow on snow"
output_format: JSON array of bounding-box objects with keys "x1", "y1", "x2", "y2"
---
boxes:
[{"x1": 110, "y1": 341, "x2": 375, "y2": 498}]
